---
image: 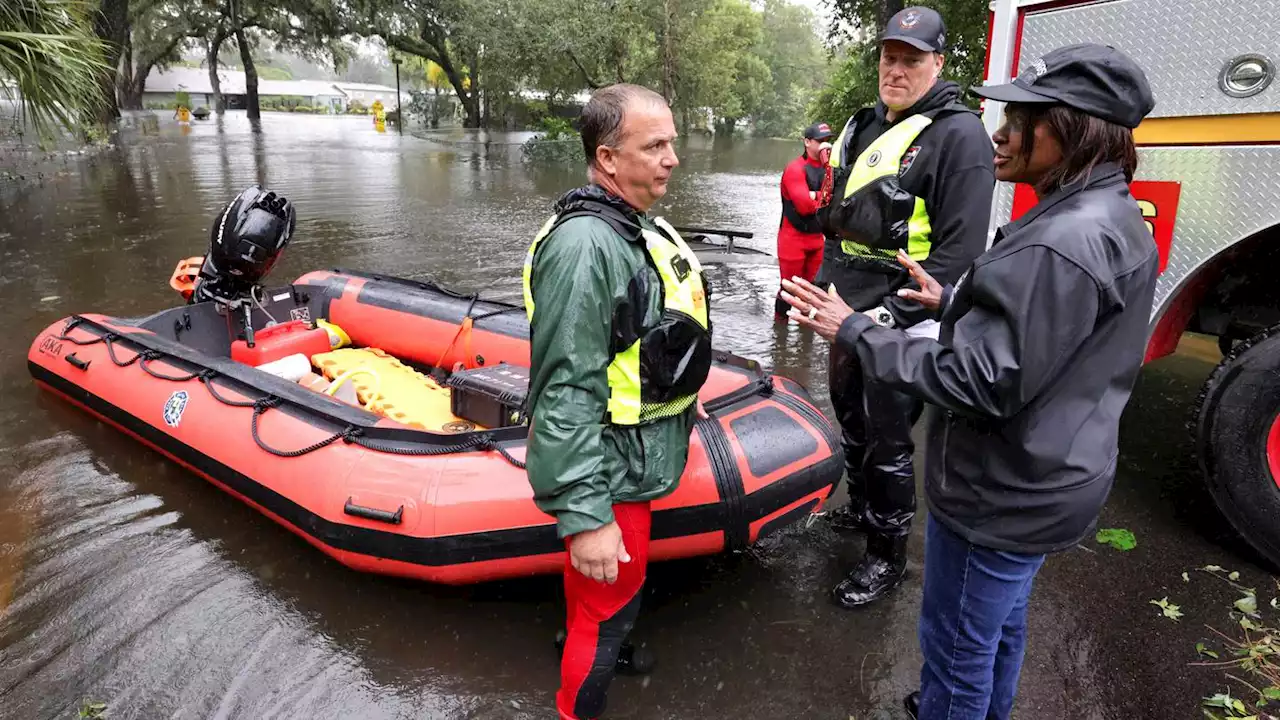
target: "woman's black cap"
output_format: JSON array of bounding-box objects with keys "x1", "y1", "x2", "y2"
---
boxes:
[{"x1": 973, "y1": 43, "x2": 1156, "y2": 128}]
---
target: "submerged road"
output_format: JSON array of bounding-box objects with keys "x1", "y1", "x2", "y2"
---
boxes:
[{"x1": 0, "y1": 113, "x2": 1271, "y2": 719}]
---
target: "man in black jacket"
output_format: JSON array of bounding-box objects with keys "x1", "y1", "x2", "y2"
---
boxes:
[
  {"x1": 783, "y1": 42, "x2": 1157, "y2": 720},
  {"x1": 816, "y1": 5, "x2": 994, "y2": 608}
]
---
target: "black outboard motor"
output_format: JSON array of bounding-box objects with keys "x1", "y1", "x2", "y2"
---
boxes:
[{"x1": 192, "y1": 185, "x2": 296, "y2": 304}]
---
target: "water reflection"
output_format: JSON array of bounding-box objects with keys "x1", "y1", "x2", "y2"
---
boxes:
[{"x1": 0, "y1": 113, "x2": 1208, "y2": 719}]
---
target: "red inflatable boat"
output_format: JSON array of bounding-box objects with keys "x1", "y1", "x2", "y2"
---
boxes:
[{"x1": 28, "y1": 269, "x2": 842, "y2": 584}]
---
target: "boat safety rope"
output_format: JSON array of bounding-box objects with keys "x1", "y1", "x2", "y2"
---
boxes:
[
  {"x1": 429, "y1": 300, "x2": 524, "y2": 373},
  {"x1": 435, "y1": 295, "x2": 480, "y2": 372},
  {"x1": 54, "y1": 318, "x2": 527, "y2": 469}
]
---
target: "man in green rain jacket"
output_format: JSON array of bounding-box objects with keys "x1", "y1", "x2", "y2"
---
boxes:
[{"x1": 522, "y1": 84, "x2": 712, "y2": 720}]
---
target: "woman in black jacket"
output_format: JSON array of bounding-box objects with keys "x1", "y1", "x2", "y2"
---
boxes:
[{"x1": 781, "y1": 43, "x2": 1156, "y2": 720}]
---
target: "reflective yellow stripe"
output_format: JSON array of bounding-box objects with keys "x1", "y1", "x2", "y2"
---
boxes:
[
  {"x1": 831, "y1": 114, "x2": 934, "y2": 262},
  {"x1": 647, "y1": 218, "x2": 710, "y2": 328},
  {"x1": 842, "y1": 115, "x2": 932, "y2": 199},
  {"x1": 906, "y1": 197, "x2": 932, "y2": 260},
  {"x1": 523, "y1": 214, "x2": 559, "y2": 321},
  {"x1": 606, "y1": 340, "x2": 642, "y2": 425},
  {"x1": 829, "y1": 116, "x2": 856, "y2": 168},
  {"x1": 1133, "y1": 112, "x2": 1280, "y2": 145},
  {"x1": 522, "y1": 212, "x2": 707, "y2": 427}
]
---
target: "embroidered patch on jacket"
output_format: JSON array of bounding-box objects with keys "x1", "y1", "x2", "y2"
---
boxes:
[{"x1": 900, "y1": 146, "x2": 922, "y2": 175}]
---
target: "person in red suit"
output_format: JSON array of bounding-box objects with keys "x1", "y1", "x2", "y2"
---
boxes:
[{"x1": 776, "y1": 122, "x2": 834, "y2": 319}]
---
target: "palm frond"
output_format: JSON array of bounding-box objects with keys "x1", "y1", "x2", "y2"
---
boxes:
[{"x1": 0, "y1": 0, "x2": 111, "y2": 134}]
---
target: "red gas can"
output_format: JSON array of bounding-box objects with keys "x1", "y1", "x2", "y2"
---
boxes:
[{"x1": 231, "y1": 320, "x2": 332, "y2": 366}]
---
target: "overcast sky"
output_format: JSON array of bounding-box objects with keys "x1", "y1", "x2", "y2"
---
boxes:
[{"x1": 790, "y1": 0, "x2": 832, "y2": 18}]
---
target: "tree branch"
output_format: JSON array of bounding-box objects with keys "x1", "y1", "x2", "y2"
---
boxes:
[{"x1": 566, "y1": 49, "x2": 603, "y2": 89}]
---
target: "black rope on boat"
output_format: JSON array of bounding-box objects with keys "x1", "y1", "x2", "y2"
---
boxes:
[
  {"x1": 703, "y1": 373, "x2": 774, "y2": 413},
  {"x1": 349, "y1": 431, "x2": 525, "y2": 468},
  {"x1": 352, "y1": 432, "x2": 484, "y2": 457},
  {"x1": 139, "y1": 354, "x2": 201, "y2": 382},
  {"x1": 483, "y1": 436, "x2": 527, "y2": 469},
  {"x1": 49, "y1": 316, "x2": 636, "y2": 470},
  {"x1": 104, "y1": 335, "x2": 145, "y2": 367},
  {"x1": 249, "y1": 397, "x2": 355, "y2": 458},
  {"x1": 470, "y1": 306, "x2": 525, "y2": 322},
  {"x1": 54, "y1": 319, "x2": 117, "y2": 348},
  {"x1": 200, "y1": 373, "x2": 259, "y2": 408}
]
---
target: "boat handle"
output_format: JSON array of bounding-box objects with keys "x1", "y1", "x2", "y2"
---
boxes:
[
  {"x1": 65, "y1": 353, "x2": 91, "y2": 371},
  {"x1": 344, "y1": 497, "x2": 403, "y2": 525}
]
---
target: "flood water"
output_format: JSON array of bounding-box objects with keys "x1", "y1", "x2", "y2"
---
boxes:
[{"x1": 0, "y1": 113, "x2": 1267, "y2": 719}]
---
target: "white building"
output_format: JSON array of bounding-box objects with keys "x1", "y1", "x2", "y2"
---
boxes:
[{"x1": 142, "y1": 68, "x2": 408, "y2": 112}]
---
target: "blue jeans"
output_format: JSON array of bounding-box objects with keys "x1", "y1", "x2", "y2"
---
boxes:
[{"x1": 918, "y1": 515, "x2": 1047, "y2": 720}]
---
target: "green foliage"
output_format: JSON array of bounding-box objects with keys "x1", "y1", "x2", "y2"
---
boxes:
[
  {"x1": 122, "y1": 0, "x2": 216, "y2": 108},
  {"x1": 521, "y1": 116, "x2": 582, "y2": 166},
  {"x1": 256, "y1": 64, "x2": 293, "y2": 80},
  {"x1": 0, "y1": 0, "x2": 111, "y2": 134},
  {"x1": 346, "y1": 99, "x2": 367, "y2": 115},
  {"x1": 809, "y1": 44, "x2": 881, "y2": 128},
  {"x1": 368, "y1": 0, "x2": 830, "y2": 133},
  {"x1": 752, "y1": 0, "x2": 829, "y2": 137},
  {"x1": 78, "y1": 700, "x2": 106, "y2": 719},
  {"x1": 1183, "y1": 570, "x2": 1280, "y2": 718},
  {"x1": 537, "y1": 116, "x2": 574, "y2": 140},
  {"x1": 174, "y1": 90, "x2": 192, "y2": 108},
  {"x1": 1096, "y1": 527, "x2": 1137, "y2": 551}
]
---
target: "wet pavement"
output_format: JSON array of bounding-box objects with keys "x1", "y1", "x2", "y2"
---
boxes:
[{"x1": 0, "y1": 113, "x2": 1272, "y2": 719}]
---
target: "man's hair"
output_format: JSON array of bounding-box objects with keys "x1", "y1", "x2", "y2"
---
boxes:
[
  {"x1": 580, "y1": 84, "x2": 668, "y2": 166},
  {"x1": 1010, "y1": 103, "x2": 1138, "y2": 194}
]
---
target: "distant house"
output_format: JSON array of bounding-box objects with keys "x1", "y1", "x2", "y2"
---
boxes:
[
  {"x1": 331, "y1": 82, "x2": 405, "y2": 107},
  {"x1": 144, "y1": 68, "x2": 246, "y2": 109},
  {"x1": 142, "y1": 69, "x2": 408, "y2": 112},
  {"x1": 258, "y1": 79, "x2": 348, "y2": 113}
]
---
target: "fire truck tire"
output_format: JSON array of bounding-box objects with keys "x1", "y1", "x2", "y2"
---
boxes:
[{"x1": 1194, "y1": 323, "x2": 1280, "y2": 571}]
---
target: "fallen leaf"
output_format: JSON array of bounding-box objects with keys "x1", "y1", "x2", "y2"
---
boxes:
[
  {"x1": 1271, "y1": 598, "x2": 1278, "y2": 610},
  {"x1": 1151, "y1": 597, "x2": 1184, "y2": 621},
  {"x1": 1196, "y1": 642, "x2": 1221, "y2": 659},
  {"x1": 1237, "y1": 593, "x2": 1259, "y2": 616},
  {"x1": 1242, "y1": 617, "x2": 1261, "y2": 631},
  {"x1": 1204, "y1": 565, "x2": 1227, "y2": 573},
  {"x1": 1264, "y1": 687, "x2": 1280, "y2": 700},
  {"x1": 1096, "y1": 528, "x2": 1137, "y2": 551},
  {"x1": 1183, "y1": 572, "x2": 1191, "y2": 583},
  {"x1": 1204, "y1": 692, "x2": 1236, "y2": 709},
  {"x1": 1231, "y1": 571, "x2": 1242, "y2": 581}
]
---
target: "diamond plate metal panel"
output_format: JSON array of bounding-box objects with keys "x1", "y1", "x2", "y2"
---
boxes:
[
  {"x1": 988, "y1": 148, "x2": 1280, "y2": 320},
  {"x1": 1139, "y1": 147, "x2": 1280, "y2": 315},
  {"x1": 1020, "y1": 0, "x2": 1280, "y2": 118},
  {"x1": 993, "y1": 183, "x2": 1015, "y2": 232}
]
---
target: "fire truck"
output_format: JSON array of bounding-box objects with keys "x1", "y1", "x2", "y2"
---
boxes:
[{"x1": 984, "y1": 0, "x2": 1280, "y2": 566}]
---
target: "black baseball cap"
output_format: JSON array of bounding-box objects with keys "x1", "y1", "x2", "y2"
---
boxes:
[
  {"x1": 972, "y1": 43, "x2": 1155, "y2": 128},
  {"x1": 804, "y1": 122, "x2": 835, "y2": 141},
  {"x1": 881, "y1": 6, "x2": 946, "y2": 53}
]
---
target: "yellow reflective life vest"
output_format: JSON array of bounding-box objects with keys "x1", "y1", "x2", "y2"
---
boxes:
[
  {"x1": 523, "y1": 204, "x2": 712, "y2": 426},
  {"x1": 825, "y1": 113, "x2": 934, "y2": 266}
]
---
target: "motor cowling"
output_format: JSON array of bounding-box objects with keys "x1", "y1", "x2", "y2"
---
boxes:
[{"x1": 191, "y1": 186, "x2": 296, "y2": 303}]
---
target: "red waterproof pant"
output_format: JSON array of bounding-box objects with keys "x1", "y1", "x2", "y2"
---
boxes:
[
  {"x1": 776, "y1": 227, "x2": 824, "y2": 315},
  {"x1": 556, "y1": 502, "x2": 652, "y2": 720}
]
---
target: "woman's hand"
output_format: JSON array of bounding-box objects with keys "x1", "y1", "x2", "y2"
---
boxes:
[
  {"x1": 895, "y1": 249, "x2": 944, "y2": 311},
  {"x1": 780, "y1": 276, "x2": 856, "y2": 342}
]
